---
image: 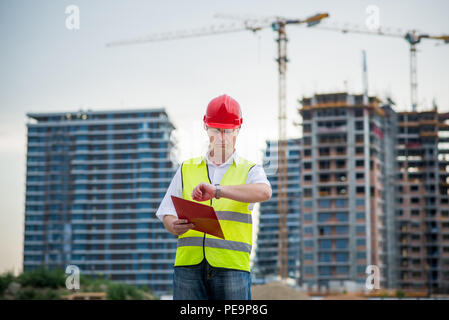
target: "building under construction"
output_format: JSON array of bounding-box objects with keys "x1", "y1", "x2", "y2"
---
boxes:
[
  {"x1": 298, "y1": 93, "x2": 396, "y2": 291},
  {"x1": 395, "y1": 109, "x2": 449, "y2": 293},
  {"x1": 297, "y1": 92, "x2": 449, "y2": 293}
]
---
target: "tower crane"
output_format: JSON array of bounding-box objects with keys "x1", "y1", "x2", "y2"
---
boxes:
[
  {"x1": 106, "y1": 12, "x2": 329, "y2": 280},
  {"x1": 313, "y1": 22, "x2": 449, "y2": 111}
]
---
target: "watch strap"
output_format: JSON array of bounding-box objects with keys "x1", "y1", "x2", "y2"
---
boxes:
[{"x1": 214, "y1": 184, "x2": 221, "y2": 199}]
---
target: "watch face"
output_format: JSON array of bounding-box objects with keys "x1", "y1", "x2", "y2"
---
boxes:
[{"x1": 215, "y1": 185, "x2": 220, "y2": 199}]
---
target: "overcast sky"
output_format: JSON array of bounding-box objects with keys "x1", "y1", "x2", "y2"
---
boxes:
[{"x1": 1, "y1": 0, "x2": 448, "y2": 274}]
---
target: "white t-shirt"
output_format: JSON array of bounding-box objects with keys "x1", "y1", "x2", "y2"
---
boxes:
[{"x1": 155, "y1": 151, "x2": 271, "y2": 221}]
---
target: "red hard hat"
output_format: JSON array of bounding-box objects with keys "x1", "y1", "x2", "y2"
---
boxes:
[{"x1": 203, "y1": 94, "x2": 243, "y2": 129}]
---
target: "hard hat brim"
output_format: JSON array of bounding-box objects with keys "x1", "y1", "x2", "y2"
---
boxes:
[{"x1": 204, "y1": 121, "x2": 241, "y2": 129}]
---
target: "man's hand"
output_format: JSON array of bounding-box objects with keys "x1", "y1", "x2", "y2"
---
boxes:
[
  {"x1": 163, "y1": 215, "x2": 195, "y2": 236},
  {"x1": 192, "y1": 182, "x2": 216, "y2": 202}
]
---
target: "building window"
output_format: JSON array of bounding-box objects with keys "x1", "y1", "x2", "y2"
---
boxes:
[
  {"x1": 319, "y1": 226, "x2": 331, "y2": 235},
  {"x1": 305, "y1": 266, "x2": 314, "y2": 274},
  {"x1": 356, "y1": 212, "x2": 365, "y2": 220},
  {"x1": 320, "y1": 253, "x2": 331, "y2": 262},
  {"x1": 319, "y1": 240, "x2": 332, "y2": 249},
  {"x1": 319, "y1": 200, "x2": 331, "y2": 208},
  {"x1": 319, "y1": 266, "x2": 331, "y2": 276},
  {"x1": 356, "y1": 226, "x2": 365, "y2": 234},
  {"x1": 304, "y1": 137, "x2": 312, "y2": 145},
  {"x1": 319, "y1": 147, "x2": 330, "y2": 156},
  {"x1": 336, "y1": 147, "x2": 346, "y2": 155},
  {"x1": 319, "y1": 213, "x2": 331, "y2": 222},
  {"x1": 304, "y1": 188, "x2": 312, "y2": 197},
  {"x1": 303, "y1": 124, "x2": 311, "y2": 132},
  {"x1": 336, "y1": 239, "x2": 348, "y2": 249},
  {"x1": 304, "y1": 227, "x2": 313, "y2": 235},
  {"x1": 355, "y1": 160, "x2": 364, "y2": 167},
  {"x1": 336, "y1": 212, "x2": 348, "y2": 222},
  {"x1": 304, "y1": 213, "x2": 313, "y2": 221},
  {"x1": 336, "y1": 226, "x2": 348, "y2": 234},
  {"x1": 336, "y1": 252, "x2": 348, "y2": 262},
  {"x1": 304, "y1": 253, "x2": 313, "y2": 260},
  {"x1": 336, "y1": 199, "x2": 348, "y2": 208},
  {"x1": 302, "y1": 112, "x2": 312, "y2": 120},
  {"x1": 356, "y1": 186, "x2": 365, "y2": 194}
]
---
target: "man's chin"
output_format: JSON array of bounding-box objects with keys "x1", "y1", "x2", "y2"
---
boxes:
[{"x1": 211, "y1": 146, "x2": 233, "y2": 155}]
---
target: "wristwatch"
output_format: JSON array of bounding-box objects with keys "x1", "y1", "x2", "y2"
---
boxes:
[{"x1": 214, "y1": 184, "x2": 221, "y2": 199}]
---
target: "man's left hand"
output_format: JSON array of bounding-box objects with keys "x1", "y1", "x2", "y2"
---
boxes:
[{"x1": 192, "y1": 182, "x2": 216, "y2": 202}]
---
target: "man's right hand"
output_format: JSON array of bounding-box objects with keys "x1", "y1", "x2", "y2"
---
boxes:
[{"x1": 163, "y1": 215, "x2": 195, "y2": 236}]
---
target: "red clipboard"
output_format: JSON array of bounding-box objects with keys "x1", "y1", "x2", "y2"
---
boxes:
[{"x1": 171, "y1": 195, "x2": 225, "y2": 239}]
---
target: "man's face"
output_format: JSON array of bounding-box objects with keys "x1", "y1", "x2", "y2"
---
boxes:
[{"x1": 205, "y1": 125, "x2": 240, "y2": 153}]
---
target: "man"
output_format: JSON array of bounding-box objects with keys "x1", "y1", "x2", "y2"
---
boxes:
[{"x1": 156, "y1": 94, "x2": 272, "y2": 300}]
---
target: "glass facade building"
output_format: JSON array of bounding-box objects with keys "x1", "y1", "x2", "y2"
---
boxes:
[{"x1": 23, "y1": 109, "x2": 177, "y2": 295}]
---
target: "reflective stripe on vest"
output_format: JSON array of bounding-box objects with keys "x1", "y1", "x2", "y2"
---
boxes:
[
  {"x1": 178, "y1": 237, "x2": 252, "y2": 254},
  {"x1": 174, "y1": 155, "x2": 255, "y2": 272},
  {"x1": 216, "y1": 211, "x2": 252, "y2": 224}
]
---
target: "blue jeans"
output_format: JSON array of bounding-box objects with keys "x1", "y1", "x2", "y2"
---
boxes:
[{"x1": 173, "y1": 259, "x2": 251, "y2": 300}]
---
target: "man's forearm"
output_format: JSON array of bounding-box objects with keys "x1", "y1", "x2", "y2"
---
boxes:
[
  {"x1": 220, "y1": 183, "x2": 272, "y2": 203},
  {"x1": 162, "y1": 215, "x2": 178, "y2": 235}
]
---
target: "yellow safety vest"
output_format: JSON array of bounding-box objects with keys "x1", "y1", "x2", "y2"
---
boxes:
[{"x1": 174, "y1": 156, "x2": 256, "y2": 272}]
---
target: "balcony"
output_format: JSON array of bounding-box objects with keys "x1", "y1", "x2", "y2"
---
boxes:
[{"x1": 316, "y1": 126, "x2": 347, "y2": 134}]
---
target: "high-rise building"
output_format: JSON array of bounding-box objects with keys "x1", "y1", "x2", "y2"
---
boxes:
[
  {"x1": 23, "y1": 109, "x2": 177, "y2": 295},
  {"x1": 254, "y1": 138, "x2": 301, "y2": 283},
  {"x1": 298, "y1": 93, "x2": 396, "y2": 291},
  {"x1": 395, "y1": 108, "x2": 449, "y2": 293}
]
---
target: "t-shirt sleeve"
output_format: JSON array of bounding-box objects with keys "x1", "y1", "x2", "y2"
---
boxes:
[
  {"x1": 246, "y1": 164, "x2": 271, "y2": 211},
  {"x1": 155, "y1": 165, "x2": 183, "y2": 221}
]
